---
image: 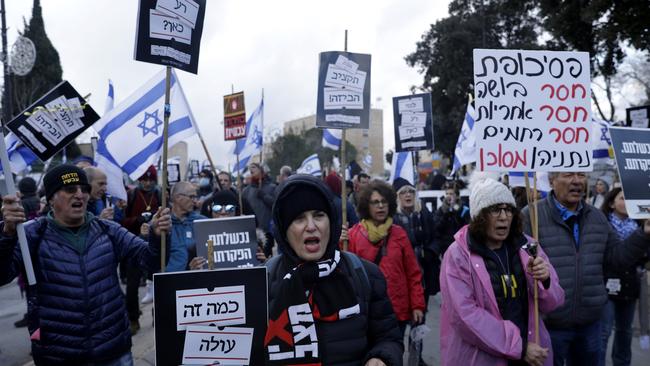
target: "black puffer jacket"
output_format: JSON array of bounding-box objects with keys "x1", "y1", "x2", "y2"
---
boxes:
[
  {"x1": 268, "y1": 175, "x2": 403, "y2": 366},
  {"x1": 522, "y1": 194, "x2": 650, "y2": 329}
]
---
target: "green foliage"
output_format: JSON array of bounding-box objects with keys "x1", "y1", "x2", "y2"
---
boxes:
[{"x1": 266, "y1": 128, "x2": 357, "y2": 176}]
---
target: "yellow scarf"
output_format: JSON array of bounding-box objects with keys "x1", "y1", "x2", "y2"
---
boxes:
[{"x1": 361, "y1": 218, "x2": 393, "y2": 244}]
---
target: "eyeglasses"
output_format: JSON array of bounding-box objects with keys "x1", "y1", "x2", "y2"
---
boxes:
[
  {"x1": 178, "y1": 193, "x2": 198, "y2": 200},
  {"x1": 369, "y1": 199, "x2": 388, "y2": 207},
  {"x1": 212, "y1": 204, "x2": 236, "y2": 214},
  {"x1": 399, "y1": 189, "x2": 416, "y2": 196},
  {"x1": 61, "y1": 185, "x2": 91, "y2": 194},
  {"x1": 487, "y1": 205, "x2": 514, "y2": 218}
]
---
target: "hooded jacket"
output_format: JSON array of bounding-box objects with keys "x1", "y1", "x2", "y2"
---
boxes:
[
  {"x1": 440, "y1": 225, "x2": 564, "y2": 366},
  {"x1": 267, "y1": 175, "x2": 403, "y2": 365}
]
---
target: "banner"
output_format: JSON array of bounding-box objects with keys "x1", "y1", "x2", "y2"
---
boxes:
[
  {"x1": 609, "y1": 126, "x2": 650, "y2": 219},
  {"x1": 316, "y1": 51, "x2": 371, "y2": 129},
  {"x1": 193, "y1": 215, "x2": 259, "y2": 269},
  {"x1": 7, "y1": 81, "x2": 100, "y2": 162},
  {"x1": 134, "y1": 0, "x2": 206, "y2": 74},
  {"x1": 626, "y1": 105, "x2": 650, "y2": 128},
  {"x1": 392, "y1": 93, "x2": 433, "y2": 152},
  {"x1": 473, "y1": 49, "x2": 591, "y2": 172},
  {"x1": 224, "y1": 92, "x2": 247, "y2": 141},
  {"x1": 153, "y1": 267, "x2": 267, "y2": 365}
]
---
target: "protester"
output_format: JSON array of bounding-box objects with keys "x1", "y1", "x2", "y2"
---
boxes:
[
  {"x1": 276, "y1": 165, "x2": 292, "y2": 184},
  {"x1": 217, "y1": 171, "x2": 236, "y2": 194},
  {"x1": 0, "y1": 164, "x2": 171, "y2": 365},
  {"x1": 324, "y1": 171, "x2": 359, "y2": 226},
  {"x1": 121, "y1": 165, "x2": 162, "y2": 324},
  {"x1": 345, "y1": 180, "x2": 425, "y2": 338},
  {"x1": 599, "y1": 187, "x2": 650, "y2": 366},
  {"x1": 242, "y1": 162, "x2": 276, "y2": 256},
  {"x1": 522, "y1": 172, "x2": 650, "y2": 365},
  {"x1": 167, "y1": 181, "x2": 207, "y2": 272},
  {"x1": 265, "y1": 174, "x2": 403, "y2": 365},
  {"x1": 440, "y1": 173, "x2": 564, "y2": 366},
  {"x1": 349, "y1": 172, "x2": 370, "y2": 210},
  {"x1": 432, "y1": 182, "x2": 470, "y2": 258},
  {"x1": 197, "y1": 169, "x2": 214, "y2": 203},
  {"x1": 84, "y1": 166, "x2": 122, "y2": 222},
  {"x1": 589, "y1": 177, "x2": 611, "y2": 209}
]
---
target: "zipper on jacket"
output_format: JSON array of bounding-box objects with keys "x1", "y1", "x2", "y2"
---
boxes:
[{"x1": 79, "y1": 249, "x2": 91, "y2": 357}]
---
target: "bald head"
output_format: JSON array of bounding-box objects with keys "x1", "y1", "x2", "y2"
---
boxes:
[{"x1": 84, "y1": 167, "x2": 107, "y2": 200}]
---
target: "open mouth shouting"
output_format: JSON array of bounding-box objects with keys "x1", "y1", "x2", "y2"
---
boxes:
[{"x1": 304, "y1": 236, "x2": 322, "y2": 253}]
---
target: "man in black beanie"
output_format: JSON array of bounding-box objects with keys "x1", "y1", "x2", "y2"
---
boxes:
[{"x1": 0, "y1": 164, "x2": 172, "y2": 365}]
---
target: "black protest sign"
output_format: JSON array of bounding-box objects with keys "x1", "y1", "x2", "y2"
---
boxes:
[
  {"x1": 392, "y1": 93, "x2": 434, "y2": 152},
  {"x1": 154, "y1": 267, "x2": 267, "y2": 365},
  {"x1": 316, "y1": 51, "x2": 371, "y2": 129},
  {"x1": 134, "y1": 0, "x2": 206, "y2": 74},
  {"x1": 626, "y1": 105, "x2": 650, "y2": 129},
  {"x1": 194, "y1": 215, "x2": 259, "y2": 269},
  {"x1": 609, "y1": 126, "x2": 650, "y2": 219},
  {"x1": 167, "y1": 163, "x2": 180, "y2": 184},
  {"x1": 7, "y1": 81, "x2": 100, "y2": 162}
]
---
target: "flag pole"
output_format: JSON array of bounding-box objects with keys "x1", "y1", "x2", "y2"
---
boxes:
[
  {"x1": 340, "y1": 30, "x2": 349, "y2": 251},
  {"x1": 232, "y1": 85, "x2": 244, "y2": 211},
  {"x1": 160, "y1": 66, "x2": 172, "y2": 273},
  {"x1": 259, "y1": 88, "x2": 264, "y2": 164},
  {"x1": 524, "y1": 171, "x2": 540, "y2": 344},
  {"x1": 0, "y1": 122, "x2": 36, "y2": 285}
]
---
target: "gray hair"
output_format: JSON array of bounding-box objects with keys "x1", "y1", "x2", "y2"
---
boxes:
[
  {"x1": 171, "y1": 181, "x2": 195, "y2": 197},
  {"x1": 83, "y1": 166, "x2": 104, "y2": 183}
]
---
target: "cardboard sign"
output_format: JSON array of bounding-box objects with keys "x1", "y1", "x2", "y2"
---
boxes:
[
  {"x1": 473, "y1": 49, "x2": 591, "y2": 172},
  {"x1": 134, "y1": 0, "x2": 206, "y2": 74},
  {"x1": 626, "y1": 105, "x2": 650, "y2": 129},
  {"x1": 7, "y1": 81, "x2": 100, "y2": 162},
  {"x1": 316, "y1": 52, "x2": 371, "y2": 129},
  {"x1": 193, "y1": 216, "x2": 259, "y2": 268},
  {"x1": 393, "y1": 93, "x2": 434, "y2": 152},
  {"x1": 609, "y1": 126, "x2": 650, "y2": 219},
  {"x1": 224, "y1": 92, "x2": 246, "y2": 141},
  {"x1": 154, "y1": 267, "x2": 267, "y2": 366}
]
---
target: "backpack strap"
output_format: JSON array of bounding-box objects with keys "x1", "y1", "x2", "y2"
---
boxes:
[{"x1": 342, "y1": 251, "x2": 371, "y2": 313}]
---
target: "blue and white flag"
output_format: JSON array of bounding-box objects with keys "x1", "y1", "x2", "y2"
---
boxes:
[
  {"x1": 93, "y1": 69, "x2": 198, "y2": 183},
  {"x1": 0, "y1": 132, "x2": 38, "y2": 174},
  {"x1": 233, "y1": 98, "x2": 264, "y2": 174},
  {"x1": 508, "y1": 172, "x2": 551, "y2": 192},
  {"x1": 105, "y1": 79, "x2": 114, "y2": 115},
  {"x1": 451, "y1": 101, "x2": 477, "y2": 175},
  {"x1": 322, "y1": 128, "x2": 342, "y2": 150},
  {"x1": 592, "y1": 119, "x2": 613, "y2": 163},
  {"x1": 297, "y1": 153, "x2": 321, "y2": 176},
  {"x1": 389, "y1": 151, "x2": 414, "y2": 184}
]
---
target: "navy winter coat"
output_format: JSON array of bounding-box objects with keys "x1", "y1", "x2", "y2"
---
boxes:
[{"x1": 0, "y1": 216, "x2": 162, "y2": 365}]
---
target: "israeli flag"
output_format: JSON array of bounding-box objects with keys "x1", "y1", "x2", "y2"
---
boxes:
[
  {"x1": 297, "y1": 153, "x2": 321, "y2": 176},
  {"x1": 451, "y1": 101, "x2": 477, "y2": 175},
  {"x1": 389, "y1": 151, "x2": 414, "y2": 184},
  {"x1": 105, "y1": 79, "x2": 114, "y2": 115},
  {"x1": 592, "y1": 119, "x2": 613, "y2": 162},
  {"x1": 363, "y1": 153, "x2": 372, "y2": 168},
  {"x1": 322, "y1": 128, "x2": 342, "y2": 150},
  {"x1": 508, "y1": 172, "x2": 551, "y2": 192},
  {"x1": 93, "y1": 69, "x2": 198, "y2": 183},
  {"x1": 0, "y1": 132, "x2": 38, "y2": 174},
  {"x1": 233, "y1": 98, "x2": 264, "y2": 174}
]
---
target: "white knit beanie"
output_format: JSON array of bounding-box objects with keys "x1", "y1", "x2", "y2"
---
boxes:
[{"x1": 469, "y1": 172, "x2": 516, "y2": 219}]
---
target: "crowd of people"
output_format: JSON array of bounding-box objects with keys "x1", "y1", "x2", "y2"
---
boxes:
[{"x1": 0, "y1": 158, "x2": 649, "y2": 366}]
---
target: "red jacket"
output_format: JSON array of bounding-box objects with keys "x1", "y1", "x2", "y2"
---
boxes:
[{"x1": 348, "y1": 223, "x2": 425, "y2": 321}]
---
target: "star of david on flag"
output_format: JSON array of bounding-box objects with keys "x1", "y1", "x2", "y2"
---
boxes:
[
  {"x1": 233, "y1": 98, "x2": 264, "y2": 174},
  {"x1": 297, "y1": 153, "x2": 321, "y2": 177},
  {"x1": 451, "y1": 101, "x2": 477, "y2": 175},
  {"x1": 94, "y1": 69, "x2": 198, "y2": 181}
]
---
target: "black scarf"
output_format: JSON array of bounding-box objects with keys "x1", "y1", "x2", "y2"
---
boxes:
[{"x1": 264, "y1": 250, "x2": 360, "y2": 365}]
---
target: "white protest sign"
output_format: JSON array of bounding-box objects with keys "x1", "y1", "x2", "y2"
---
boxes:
[
  {"x1": 26, "y1": 111, "x2": 65, "y2": 146},
  {"x1": 149, "y1": 9, "x2": 192, "y2": 46},
  {"x1": 324, "y1": 88, "x2": 363, "y2": 110},
  {"x1": 45, "y1": 97, "x2": 84, "y2": 135},
  {"x1": 401, "y1": 112, "x2": 427, "y2": 127},
  {"x1": 473, "y1": 49, "x2": 591, "y2": 171},
  {"x1": 155, "y1": 0, "x2": 200, "y2": 29},
  {"x1": 182, "y1": 326, "x2": 254, "y2": 365},
  {"x1": 175, "y1": 285, "x2": 246, "y2": 331},
  {"x1": 398, "y1": 98, "x2": 424, "y2": 114}
]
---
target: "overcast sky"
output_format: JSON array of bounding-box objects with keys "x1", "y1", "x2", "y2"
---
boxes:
[{"x1": 4, "y1": 0, "x2": 450, "y2": 170}]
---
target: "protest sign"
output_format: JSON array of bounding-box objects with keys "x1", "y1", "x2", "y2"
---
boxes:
[
  {"x1": 609, "y1": 126, "x2": 650, "y2": 219},
  {"x1": 473, "y1": 49, "x2": 591, "y2": 172},
  {"x1": 224, "y1": 92, "x2": 246, "y2": 141},
  {"x1": 626, "y1": 105, "x2": 650, "y2": 129},
  {"x1": 134, "y1": 0, "x2": 206, "y2": 74},
  {"x1": 194, "y1": 215, "x2": 259, "y2": 269},
  {"x1": 7, "y1": 81, "x2": 100, "y2": 162},
  {"x1": 393, "y1": 93, "x2": 434, "y2": 152},
  {"x1": 154, "y1": 266, "x2": 267, "y2": 365},
  {"x1": 316, "y1": 52, "x2": 371, "y2": 129},
  {"x1": 167, "y1": 163, "x2": 180, "y2": 184}
]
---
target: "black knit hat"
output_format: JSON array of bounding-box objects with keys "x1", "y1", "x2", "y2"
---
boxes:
[
  {"x1": 43, "y1": 164, "x2": 90, "y2": 201},
  {"x1": 18, "y1": 177, "x2": 37, "y2": 196},
  {"x1": 392, "y1": 177, "x2": 414, "y2": 193},
  {"x1": 276, "y1": 184, "x2": 330, "y2": 235}
]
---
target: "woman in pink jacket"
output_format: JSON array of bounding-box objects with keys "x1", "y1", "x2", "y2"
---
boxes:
[{"x1": 440, "y1": 175, "x2": 564, "y2": 366}]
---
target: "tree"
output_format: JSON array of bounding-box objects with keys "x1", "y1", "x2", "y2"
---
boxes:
[
  {"x1": 266, "y1": 128, "x2": 356, "y2": 176},
  {"x1": 405, "y1": 0, "x2": 540, "y2": 159}
]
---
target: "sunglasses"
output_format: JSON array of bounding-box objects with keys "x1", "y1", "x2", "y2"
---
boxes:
[
  {"x1": 212, "y1": 204, "x2": 236, "y2": 214},
  {"x1": 61, "y1": 185, "x2": 91, "y2": 194}
]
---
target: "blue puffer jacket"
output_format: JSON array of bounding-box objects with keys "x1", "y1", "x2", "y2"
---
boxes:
[{"x1": 0, "y1": 216, "x2": 162, "y2": 365}]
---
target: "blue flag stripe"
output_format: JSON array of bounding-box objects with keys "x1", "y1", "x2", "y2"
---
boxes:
[
  {"x1": 323, "y1": 130, "x2": 341, "y2": 146},
  {"x1": 396, "y1": 152, "x2": 408, "y2": 177},
  {"x1": 98, "y1": 75, "x2": 176, "y2": 138},
  {"x1": 465, "y1": 111, "x2": 475, "y2": 129}
]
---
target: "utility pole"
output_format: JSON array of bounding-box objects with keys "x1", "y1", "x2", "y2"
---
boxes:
[{"x1": 0, "y1": 0, "x2": 12, "y2": 124}]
